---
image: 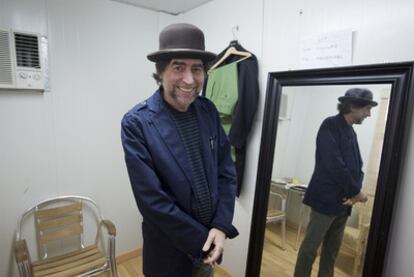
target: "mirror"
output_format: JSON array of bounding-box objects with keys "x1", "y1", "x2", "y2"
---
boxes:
[
  {"x1": 246, "y1": 62, "x2": 414, "y2": 277},
  {"x1": 261, "y1": 84, "x2": 390, "y2": 277}
]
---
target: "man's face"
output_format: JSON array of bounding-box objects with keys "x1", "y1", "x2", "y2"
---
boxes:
[
  {"x1": 161, "y1": 58, "x2": 205, "y2": 111},
  {"x1": 350, "y1": 105, "x2": 372, "y2": 124}
]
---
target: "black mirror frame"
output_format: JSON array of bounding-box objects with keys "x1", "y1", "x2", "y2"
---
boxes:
[{"x1": 246, "y1": 62, "x2": 414, "y2": 277}]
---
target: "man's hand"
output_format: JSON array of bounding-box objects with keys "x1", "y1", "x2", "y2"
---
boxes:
[
  {"x1": 202, "y1": 228, "x2": 226, "y2": 264},
  {"x1": 353, "y1": 191, "x2": 368, "y2": 202},
  {"x1": 343, "y1": 191, "x2": 368, "y2": 206}
]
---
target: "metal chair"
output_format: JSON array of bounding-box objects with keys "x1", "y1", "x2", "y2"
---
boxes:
[
  {"x1": 14, "y1": 195, "x2": 117, "y2": 277},
  {"x1": 266, "y1": 182, "x2": 287, "y2": 250}
]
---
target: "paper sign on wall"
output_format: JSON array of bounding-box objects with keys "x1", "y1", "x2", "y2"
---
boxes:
[{"x1": 299, "y1": 29, "x2": 353, "y2": 69}]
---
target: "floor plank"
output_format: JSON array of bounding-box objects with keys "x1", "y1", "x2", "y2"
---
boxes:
[
  {"x1": 99, "y1": 223, "x2": 359, "y2": 277},
  {"x1": 261, "y1": 223, "x2": 358, "y2": 277},
  {"x1": 98, "y1": 252, "x2": 231, "y2": 277}
]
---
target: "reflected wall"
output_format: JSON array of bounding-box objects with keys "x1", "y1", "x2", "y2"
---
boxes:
[{"x1": 259, "y1": 84, "x2": 390, "y2": 276}]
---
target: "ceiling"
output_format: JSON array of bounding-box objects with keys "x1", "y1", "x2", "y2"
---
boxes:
[{"x1": 111, "y1": 0, "x2": 213, "y2": 15}]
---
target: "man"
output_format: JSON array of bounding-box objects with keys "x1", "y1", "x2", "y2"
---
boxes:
[
  {"x1": 294, "y1": 88, "x2": 377, "y2": 277},
  {"x1": 121, "y1": 23, "x2": 238, "y2": 277}
]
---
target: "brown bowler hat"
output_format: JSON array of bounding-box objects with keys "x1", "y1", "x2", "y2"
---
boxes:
[{"x1": 147, "y1": 23, "x2": 216, "y2": 63}]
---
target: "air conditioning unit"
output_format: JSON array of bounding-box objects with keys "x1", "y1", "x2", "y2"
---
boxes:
[{"x1": 0, "y1": 29, "x2": 45, "y2": 91}]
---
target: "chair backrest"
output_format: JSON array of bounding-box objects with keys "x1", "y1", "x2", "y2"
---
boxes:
[
  {"x1": 267, "y1": 182, "x2": 287, "y2": 223},
  {"x1": 35, "y1": 200, "x2": 84, "y2": 259},
  {"x1": 268, "y1": 181, "x2": 287, "y2": 210},
  {"x1": 16, "y1": 195, "x2": 104, "y2": 260}
]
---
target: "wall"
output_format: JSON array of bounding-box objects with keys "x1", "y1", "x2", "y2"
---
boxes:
[
  {"x1": 180, "y1": 0, "x2": 414, "y2": 276},
  {"x1": 0, "y1": 0, "x2": 159, "y2": 276},
  {"x1": 274, "y1": 85, "x2": 384, "y2": 184},
  {"x1": 2, "y1": 0, "x2": 414, "y2": 277}
]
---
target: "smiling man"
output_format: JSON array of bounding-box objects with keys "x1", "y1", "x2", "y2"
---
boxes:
[
  {"x1": 294, "y1": 88, "x2": 377, "y2": 277},
  {"x1": 121, "y1": 23, "x2": 238, "y2": 277}
]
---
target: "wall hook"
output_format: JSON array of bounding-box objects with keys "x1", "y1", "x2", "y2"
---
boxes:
[{"x1": 231, "y1": 26, "x2": 239, "y2": 41}]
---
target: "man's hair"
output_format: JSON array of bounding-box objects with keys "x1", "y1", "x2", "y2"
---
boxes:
[
  {"x1": 152, "y1": 60, "x2": 170, "y2": 86},
  {"x1": 152, "y1": 59, "x2": 209, "y2": 86},
  {"x1": 337, "y1": 101, "x2": 370, "y2": 114}
]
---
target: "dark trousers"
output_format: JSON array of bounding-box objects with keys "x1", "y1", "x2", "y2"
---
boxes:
[
  {"x1": 192, "y1": 264, "x2": 214, "y2": 277},
  {"x1": 294, "y1": 208, "x2": 348, "y2": 277}
]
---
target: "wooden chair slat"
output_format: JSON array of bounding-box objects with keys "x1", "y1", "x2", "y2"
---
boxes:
[
  {"x1": 34, "y1": 255, "x2": 106, "y2": 277},
  {"x1": 34, "y1": 252, "x2": 104, "y2": 275},
  {"x1": 15, "y1": 196, "x2": 117, "y2": 277},
  {"x1": 32, "y1": 245, "x2": 98, "y2": 268},
  {"x1": 35, "y1": 202, "x2": 82, "y2": 219},
  {"x1": 38, "y1": 214, "x2": 82, "y2": 231},
  {"x1": 40, "y1": 224, "x2": 82, "y2": 243}
]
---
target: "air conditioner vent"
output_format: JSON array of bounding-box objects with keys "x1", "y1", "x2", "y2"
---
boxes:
[
  {"x1": 0, "y1": 30, "x2": 13, "y2": 85},
  {"x1": 14, "y1": 33, "x2": 40, "y2": 69},
  {"x1": 0, "y1": 29, "x2": 46, "y2": 91}
]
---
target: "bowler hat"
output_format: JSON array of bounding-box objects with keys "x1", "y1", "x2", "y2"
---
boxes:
[
  {"x1": 338, "y1": 88, "x2": 378, "y2": 107},
  {"x1": 147, "y1": 23, "x2": 216, "y2": 63}
]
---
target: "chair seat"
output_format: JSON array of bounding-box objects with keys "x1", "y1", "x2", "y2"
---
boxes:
[{"x1": 32, "y1": 245, "x2": 107, "y2": 277}]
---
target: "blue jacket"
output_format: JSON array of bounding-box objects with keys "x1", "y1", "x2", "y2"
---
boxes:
[
  {"x1": 303, "y1": 114, "x2": 363, "y2": 216},
  {"x1": 121, "y1": 90, "x2": 238, "y2": 276}
]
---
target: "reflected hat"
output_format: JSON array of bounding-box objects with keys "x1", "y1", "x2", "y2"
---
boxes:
[
  {"x1": 147, "y1": 23, "x2": 216, "y2": 63},
  {"x1": 338, "y1": 88, "x2": 378, "y2": 107}
]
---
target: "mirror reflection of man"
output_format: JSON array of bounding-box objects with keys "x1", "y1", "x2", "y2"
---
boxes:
[
  {"x1": 294, "y1": 88, "x2": 378, "y2": 277},
  {"x1": 121, "y1": 23, "x2": 239, "y2": 276}
]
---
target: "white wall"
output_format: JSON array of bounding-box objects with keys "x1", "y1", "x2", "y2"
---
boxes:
[
  {"x1": 273, "y1": 85, "x2": 385, "y2": 184},
  {"x1": 0, "y1": 0, "x2": 159, "y2": 276},
  {"x1": 180, "y1": 0, "x2": 414, "y2": 276},
  {"x1": 2, "y1": 0, "x2": 414, "y2": 277}
]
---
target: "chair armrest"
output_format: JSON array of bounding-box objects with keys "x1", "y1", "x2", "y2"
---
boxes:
[
  {"x1": 15, "y1": 239, "x2": 33, "y2": 277},
  {"x1": 15, "y1": 239, "x2": 30, "y2": 264},
  {"x1": 269, "y1": 191, "x2": 287, "y2": 211},
  {"x1": 100, "y1": 219, "x2": 116, "y2": 236},
  {"x1": 97, "y1": 219, "x2": 117, "y2": 274},
  {"x1": 269, "y1": 191, "x2": 286, "y2": 201}
]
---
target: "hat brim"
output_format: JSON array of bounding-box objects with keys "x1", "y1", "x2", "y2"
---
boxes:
[
  {"x1": 338, "y1": 96, "x2": 378, "y2": 107},
  {"x1": 147, "y1": 48, "x2": 216, "y2": 63}
]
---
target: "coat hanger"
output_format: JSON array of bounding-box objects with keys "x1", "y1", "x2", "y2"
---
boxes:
[
  {"x1": 208, "y1": 47, "x2": 252, "y2": 74},
  {"x1": 207, "y1": 26, "x2": 252, "y2": 74}
]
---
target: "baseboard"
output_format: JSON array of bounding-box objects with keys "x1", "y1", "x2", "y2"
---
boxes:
[{"x1": 116, "y1": 248, "x2": 142, "y2": 264}]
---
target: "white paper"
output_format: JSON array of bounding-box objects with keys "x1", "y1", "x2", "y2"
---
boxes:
[{"x1": 299, "y1": 29, "x2": 353, "y2": 69}]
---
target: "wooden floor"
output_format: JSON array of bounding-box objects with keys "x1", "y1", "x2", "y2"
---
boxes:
[
  {"x1": 98, "y1": 252, "x2": 232, "y2": 277},
  {"x1": 261, "y1": 223, "x2": 357, "y2": 277},
  {"x1": 99, "y1": 223, "x2": 358, "y2": 277}
]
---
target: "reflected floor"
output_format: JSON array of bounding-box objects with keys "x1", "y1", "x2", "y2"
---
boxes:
[{"x1": 261, "y1": 223, "x2": 358, "y2": 277}]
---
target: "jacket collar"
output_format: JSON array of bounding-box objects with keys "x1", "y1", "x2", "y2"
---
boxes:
[
  {"x1": 336, "y1": 113, "x2": 352, "y2": 128},
  {"x1": 146, "y1": 89, "x2": 214, "y2": 187},
  {"x1": 147, "y1": 88, "x2": 165, "y2": 114}
]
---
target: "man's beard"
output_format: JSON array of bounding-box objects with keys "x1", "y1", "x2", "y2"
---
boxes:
[
  {"x1": 170, "y1": 88, "x2": 199, "y2": 106},
  {"x1": 354, "y1": 117, "x2": 365, "y2": 124}
]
